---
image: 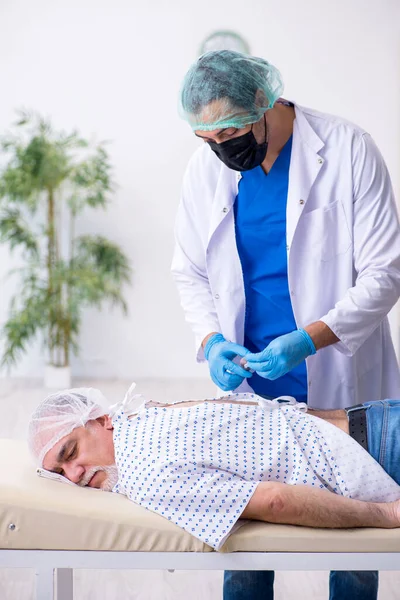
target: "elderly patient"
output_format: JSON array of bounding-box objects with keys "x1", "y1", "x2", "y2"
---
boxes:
[{"x1": 28, "y1": 387, "x2": 400, "y2": 550}]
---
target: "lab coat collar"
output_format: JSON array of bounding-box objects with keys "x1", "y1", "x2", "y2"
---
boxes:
[{"x1": 292, "y1": 103, "x2": 325, "y2": 154}]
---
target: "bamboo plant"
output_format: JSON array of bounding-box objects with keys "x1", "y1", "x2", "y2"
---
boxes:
[{"x1": 0, "y1": 111, "x2": 131, "y2": 370}]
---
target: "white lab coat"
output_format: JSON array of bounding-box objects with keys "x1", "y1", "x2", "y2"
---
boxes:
[{"x1": 172, "y1": 104, "x2": 400, "y2": 408}]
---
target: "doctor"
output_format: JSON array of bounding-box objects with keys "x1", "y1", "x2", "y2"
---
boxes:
[{"x1": 172, "y1": 50, "x2": 400, "y2": 600}]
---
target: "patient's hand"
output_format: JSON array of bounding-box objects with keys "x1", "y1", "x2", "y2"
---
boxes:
[{"x1": 392, "y1": 499, "x2": 400, "y2": 526}]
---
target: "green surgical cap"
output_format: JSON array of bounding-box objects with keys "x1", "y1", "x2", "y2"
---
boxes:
[{"x1": 179, "y1": 50, "x2": 284, "y2": 131}]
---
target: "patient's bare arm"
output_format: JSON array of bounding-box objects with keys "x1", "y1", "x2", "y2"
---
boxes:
[{"x1": 242, "y1": 482, "x2": 399, "y2": 529}]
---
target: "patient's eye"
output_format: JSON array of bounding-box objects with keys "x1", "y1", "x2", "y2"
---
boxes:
[{"x1": 65, "y1": 444, "x2": 77, "y2": 461}]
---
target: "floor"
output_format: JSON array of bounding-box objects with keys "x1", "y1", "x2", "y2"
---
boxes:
[{"x1": 1, "y1": 377, "x2": 400, "y2": 599}]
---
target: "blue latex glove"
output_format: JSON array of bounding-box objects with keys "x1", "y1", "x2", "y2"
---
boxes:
[
  {"x1": 204, "y1": 333, "x2": 252, "y2": 392},
  {"x1": 243, "y1": 329, "x2": 316, "y2": 380}
]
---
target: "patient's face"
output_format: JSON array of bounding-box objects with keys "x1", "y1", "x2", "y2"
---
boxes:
[{"x1": 42, "y1": 416, "x2": 117, "y2": 490}]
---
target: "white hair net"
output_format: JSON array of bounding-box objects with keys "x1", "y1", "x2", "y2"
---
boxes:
[{"x1": 28, "y1": 387, "x2": 109, "y2": 468}]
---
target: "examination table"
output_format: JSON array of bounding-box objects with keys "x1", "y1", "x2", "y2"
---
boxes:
[{"x1": 1, "y1": 439, "x2": 400, "y2": 599}]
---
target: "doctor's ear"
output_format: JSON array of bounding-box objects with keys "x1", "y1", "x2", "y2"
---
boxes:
[{"x1": 254, "y1": 89, "x2": 268, "y2": 109}]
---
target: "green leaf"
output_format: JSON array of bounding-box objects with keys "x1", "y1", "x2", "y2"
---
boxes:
[
  {"x1": 74, "y1": 235, "x2": 131, "y2": 284},
  {"x1": 0, "y1": 289, "x2": 48, "y2": 368},
  {"x1": 0, "y1": 207, "x2": 39, "y2": 255}
]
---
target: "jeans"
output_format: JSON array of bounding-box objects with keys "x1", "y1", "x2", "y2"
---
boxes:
[
  {"x1": 223, "y1": 398, "x2": 400, "y2": 600},
  {"x1": 364, "y1": 399, "x2": 400, "y2": 485},
  {"x1": 223, "y1": 570, "x2": 378, "y2": 600}
]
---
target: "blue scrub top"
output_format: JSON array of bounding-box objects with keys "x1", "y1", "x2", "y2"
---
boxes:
[{"x1": 234, "y1": 136, "x2": 308, "y2": 402}]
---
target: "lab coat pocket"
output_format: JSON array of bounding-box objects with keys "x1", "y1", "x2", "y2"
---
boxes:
[{"x1": 301, "y1": 200, "x2": 352, "y2": 262}]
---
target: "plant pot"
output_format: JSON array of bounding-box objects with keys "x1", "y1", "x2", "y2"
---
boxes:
[{"x1": 44, "y1": 365, "x2": 71, "y2": 389}]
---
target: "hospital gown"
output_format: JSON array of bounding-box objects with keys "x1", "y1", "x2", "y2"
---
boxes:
[{"x1": 111, "y1": 394, "x2": 400, "y2": 550}]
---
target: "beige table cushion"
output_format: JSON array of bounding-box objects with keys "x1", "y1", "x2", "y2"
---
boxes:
[{"x1": 1, "y1": 439, "x2": 400, "y2": 553}]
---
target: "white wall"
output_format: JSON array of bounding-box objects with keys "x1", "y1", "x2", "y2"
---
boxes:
[{"x1": 0, "y1": 0, "x2": 399, "y2": 379}]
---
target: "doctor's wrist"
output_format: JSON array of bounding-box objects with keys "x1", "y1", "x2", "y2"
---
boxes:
[
  {"x1": 203, "y1": 333, "x2": 224, "y2": 360},
  {"x1": 297, "y1": 329, "x2": 317, "y2": 356},
  {"x1": 303, "y1": 321, "x2": 339, "y2": 351},
  {"x1": 202, "y1": 331, "x2": 220, "y2": 350}
]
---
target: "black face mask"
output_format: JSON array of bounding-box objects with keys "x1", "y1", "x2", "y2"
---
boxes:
[{"x1": 207, "y1": 118, "x2": 268, "y2": 172}]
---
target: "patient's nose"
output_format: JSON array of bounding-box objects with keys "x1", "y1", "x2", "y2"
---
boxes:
[{"x1": 63, "y1": 462, "x2": 84, "y2": 484}]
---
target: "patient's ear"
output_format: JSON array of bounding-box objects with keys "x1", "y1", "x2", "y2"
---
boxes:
[{"x1": 96, "y1": 415, "x2": 114, "y2": 430}]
